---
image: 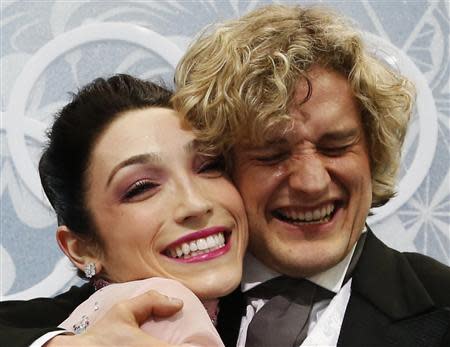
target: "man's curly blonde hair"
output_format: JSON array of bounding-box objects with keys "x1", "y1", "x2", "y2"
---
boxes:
[{"x1": 173, "y1": 4, "x2": 415, "y2": 208}]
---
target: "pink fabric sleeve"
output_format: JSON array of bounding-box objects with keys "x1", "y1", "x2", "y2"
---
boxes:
[{"x1": 59, "y1": 277, "x2": 224, "y2": 347}]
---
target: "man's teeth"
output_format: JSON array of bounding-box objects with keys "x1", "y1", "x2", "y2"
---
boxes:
[
  {"x1": 166, "y1": 233, "x2": 226, "y2": 259},
  {"x1": 276, "y1": 203, "x2": 335, "y2": 224}
]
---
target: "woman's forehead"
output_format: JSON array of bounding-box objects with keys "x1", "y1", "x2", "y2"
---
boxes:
[
  {"x1": 92, "y1": 108, "x2": 196, "y2": 167},
  {"x1": 103, "y1": 108, "x2": 193, "y2": 144}
]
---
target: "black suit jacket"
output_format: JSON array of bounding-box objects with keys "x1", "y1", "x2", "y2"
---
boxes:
[
  {"x1": 0, "y1": 283, "x2": 94, "y2": 347},
  {"x1": 217, "y1": 231, "x2": 450, "y2": 347},
  {"x1": 1, "y1": 231, "x2": 449, "y2": 347},
  {"x1": 338, "y1": 230, "x2": 450, "y2": 346}
]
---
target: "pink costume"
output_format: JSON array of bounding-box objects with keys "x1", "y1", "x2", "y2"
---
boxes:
[{"x1": 59, "y1": 277, "x2": 224, "y2": 347}]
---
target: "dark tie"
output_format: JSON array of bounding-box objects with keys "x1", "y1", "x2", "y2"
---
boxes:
[{"x1": 245, "y1": 276, "x2": 333, "y2": 347}]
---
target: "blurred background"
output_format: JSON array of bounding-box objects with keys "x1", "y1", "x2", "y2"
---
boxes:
[{"x1": 1, "y1": 0, "x2": 449, "y2": 300}]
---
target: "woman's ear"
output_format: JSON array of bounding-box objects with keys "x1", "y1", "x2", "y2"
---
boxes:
[{"x1": 56, "y1": 225, "x2": 102, "y2": 276}]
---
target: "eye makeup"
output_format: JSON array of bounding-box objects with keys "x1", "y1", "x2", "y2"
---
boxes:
[{"x1": 111, "y1": 165, "x2": 165, "y2": 202}]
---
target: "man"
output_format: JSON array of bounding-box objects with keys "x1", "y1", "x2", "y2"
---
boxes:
[
  {"x1": 1, "y1": 4, "x2": 450, "y2": 347},
  {"x1": 171, "y1": 5, "x2": 450, "y2": 346}
]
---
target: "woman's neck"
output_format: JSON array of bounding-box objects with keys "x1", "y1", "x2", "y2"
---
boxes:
[{"x1": 201, "y1": 298, "x2": 220, "y2": 327}]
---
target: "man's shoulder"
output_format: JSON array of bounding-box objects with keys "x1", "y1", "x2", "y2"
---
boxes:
[
  {"x1": 402, "y1": 251, "x2": 450, "y2": 306},
  {"x1": 355, "y1": 231, "x2": 450, "y2": 309},
  {"x1": 53, "y1": 282, "x2": 95, "y2": 303},
  {"x1": 0, "y1": 283, "x2": 94, "y2": 327}
]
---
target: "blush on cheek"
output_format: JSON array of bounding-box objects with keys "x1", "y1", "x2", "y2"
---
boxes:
[{"x1": 207, "y1": 179, "x2": 239, "y2": 199}]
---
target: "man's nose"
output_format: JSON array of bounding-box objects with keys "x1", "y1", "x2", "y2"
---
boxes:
[
  {"x1": 287, "y1": 153, "x2": 331, "y2": 197},
  {"x1": 173, "y1": 180, "x2": 213, "y2": 224}
]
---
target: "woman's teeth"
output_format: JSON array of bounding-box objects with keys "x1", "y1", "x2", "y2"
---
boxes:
[
  {"x1": 275, "y1": 203, "x2": 335, "y2": 224},
  {"x1": 166, "y1": 232, "x2": 226, "y2": 259}
]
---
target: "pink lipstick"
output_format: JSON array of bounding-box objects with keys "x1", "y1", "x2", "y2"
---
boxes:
[{"x1": 163, "y1": 226, "x2": 231, "y2": 263}]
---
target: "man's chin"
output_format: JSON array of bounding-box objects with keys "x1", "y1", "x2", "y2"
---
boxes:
[{"x1": 262, "y1": 243, "x2": 351, "y2": 278}]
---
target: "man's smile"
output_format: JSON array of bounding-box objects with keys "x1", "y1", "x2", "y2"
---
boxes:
[{"x1": 272, "y1": 202, "x2": 336, "y2": 225}]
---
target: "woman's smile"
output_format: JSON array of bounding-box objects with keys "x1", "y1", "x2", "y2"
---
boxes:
[{"x1": 163, "y1": 226, "x2": 231, "y2": 262}]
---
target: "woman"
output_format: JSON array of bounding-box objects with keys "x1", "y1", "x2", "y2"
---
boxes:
[{"x1": 38, "y1": 74, "x2": 247, "y2": 346}]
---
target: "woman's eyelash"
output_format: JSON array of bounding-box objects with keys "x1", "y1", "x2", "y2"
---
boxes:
[
  {"x1": 122, "y1": 180, "x2": 158, "y2": 200},
  {"x1": 198, "y1": 157, "x2": 225, "y2": 172}
]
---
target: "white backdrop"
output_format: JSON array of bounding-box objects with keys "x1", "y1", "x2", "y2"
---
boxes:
[{"x1": 1, "y1": 0, "x2": 449, "y2": 301}]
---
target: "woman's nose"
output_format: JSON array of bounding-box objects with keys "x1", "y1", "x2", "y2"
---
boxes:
[{"x1": 173, "y1": 181, "x2": 213, "y2": 224}]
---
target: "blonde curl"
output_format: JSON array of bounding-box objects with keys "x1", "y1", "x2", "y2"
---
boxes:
[{"x1": 173, "y1": 4, "x2": 415, "y2": 208}]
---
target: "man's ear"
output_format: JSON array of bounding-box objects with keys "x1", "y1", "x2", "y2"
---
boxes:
[{"x1": 56, "y1": 225, "x2": 102, "y2": 275}]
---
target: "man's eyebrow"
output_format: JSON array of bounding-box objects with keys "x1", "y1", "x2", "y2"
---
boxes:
[
  {"x1": 106, "y1": 153, "x2": 162, "y2": 188},
  {"x1": 265, "y1": 138, "x2": 290, "y2": 146},
  {"x1": 319, "y1": 128, "x2": 359, "y2": 142},
  {"x1": 244, "y1": 138, "x2": 289, "y2": 151}
]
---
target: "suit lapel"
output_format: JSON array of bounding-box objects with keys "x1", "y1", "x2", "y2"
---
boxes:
[{"x1": 338, "y1": 230, "x2": 450, "y2": 346}]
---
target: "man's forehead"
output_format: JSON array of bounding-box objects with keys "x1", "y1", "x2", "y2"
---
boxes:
[{"x1": 237, "y1": 128, "x2": 295, "y2": 151}]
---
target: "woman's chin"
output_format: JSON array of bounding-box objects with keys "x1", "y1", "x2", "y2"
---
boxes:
[{"x1": 187, "y1": 270, "x2": 242, "y2": 300}]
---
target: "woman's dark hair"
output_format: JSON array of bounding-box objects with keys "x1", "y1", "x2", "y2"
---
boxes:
[{"x1": 39, "y1": 74, "x2": 172, "y2": 277}]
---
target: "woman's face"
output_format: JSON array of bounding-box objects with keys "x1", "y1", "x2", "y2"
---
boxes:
[{"x1": 85, "y1": 107, "x2": 247, "y2": 299}]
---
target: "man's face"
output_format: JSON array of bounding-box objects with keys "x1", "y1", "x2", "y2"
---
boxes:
[{"x1": 232, "y1": 65, "x2": 372, "y2": 277}]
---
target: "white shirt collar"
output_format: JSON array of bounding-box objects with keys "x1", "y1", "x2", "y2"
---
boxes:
[{"x1": 241, "y1": 227, "x2": 366, "y2": 294}]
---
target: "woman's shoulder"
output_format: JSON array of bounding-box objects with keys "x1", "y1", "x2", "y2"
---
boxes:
[
  {"x1": 60, "y1": 277, "x2": 224, "y2": 346},
  {"x1": 94, "y1": 277, "x2": 202, "y2": 306},
  {"x1": 108, "y1": 277, "x2": 194, "y2": 293}
]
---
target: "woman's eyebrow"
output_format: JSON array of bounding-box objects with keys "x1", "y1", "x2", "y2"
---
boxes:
[
  {"x1": 183, "y1": 139, "x2": 199, "y2": 154},
  {"x1": 106, "y1": 153, "x2": 162, "y2": 188}
]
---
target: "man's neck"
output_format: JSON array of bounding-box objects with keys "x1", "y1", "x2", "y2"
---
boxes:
[{"x1": 242, "y1": 227, "x2": 367, "y2": 293}]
